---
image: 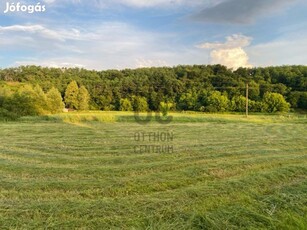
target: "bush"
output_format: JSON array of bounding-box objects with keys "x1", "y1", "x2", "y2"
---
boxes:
[
  {"x1": 159, "y1": 102, "x2": 173, "y2": 116},
  {"x1": 0, "y1": 84, "x2": 65, "y2": 120},
  {"x1": 249, "y1": 100, "x2": 266, "y2": 112},
  {"x1": 119, "y1": 98, "x2": 133, "y2": 111},
  {"x1": 230, "y1": 95, "x2": 246, "y2": 112},
  {"x1": 3, "y1": 86, "x2": 38, "y2": 117},
  {"x1": 263, "y1": 92, "x2": 290, "y2": 113},
  {"x1": 205, "y1": 91, "x2": 229, "y2": 112},
  {"x1": 0, "y1": 108, "x2": 19, "y2": 121}
]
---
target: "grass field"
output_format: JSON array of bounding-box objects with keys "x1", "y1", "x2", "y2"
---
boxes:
[{"x1": 0, "y1": 112, "x2": 306, "y2": 229}]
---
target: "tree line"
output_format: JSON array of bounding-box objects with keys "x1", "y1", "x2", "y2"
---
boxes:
[
  {"x1": 0, "y1": 64, "x2": 306, "y2": 118},
  {"x1": 0, "y1": 81, "x2": 90, "y2": 120}
]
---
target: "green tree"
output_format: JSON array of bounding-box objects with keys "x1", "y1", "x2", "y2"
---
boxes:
[
  {"x1": 132, "y1": 96, "x2": 148, "y2": 112},
  {"x1": 64, "y1": 81, "x2": 79, "y2": 109},
  {"x1": 263, "y1": 92, "x2": 290, "y2": 113},
  {"x1": 206, "y1": 91, "x2": 229, "y2": 112},
  {"x1": 178, "y1": 92, "x2": 197, "y2": 111},
  {"x1": 4, "y1": 85, "x2": 37, "y2": 116},
  {"x1": 78, "y1": 86, "x2": 90, "y2": 111},
  {"x1": 159, "y1": 102, "x2": 173, "y2": 116},
  {"x1": 33, "y1": 84, "x2": 49, "y2": 115},
  {"x1": 298, "y1": 92, "x2": 307, "y2": 109},
  {"x1": 119, "y1": 98, "x2": 133, "y2": 111},
  {"x1": 230, "y1": 95, "x2": 246, "y2": 112},
  {"x1": 47, "y1": 87, "x2": 64, "y2": 114},
  {"x1": 288, "y1": 92, "x2": 301, "y2": 108}
]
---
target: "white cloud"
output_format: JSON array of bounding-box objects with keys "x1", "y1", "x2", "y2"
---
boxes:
[
  {"x1": 0, "y1": 22, "x2": 210, "y2": 70},
  {"x1": 0, "y1": 25, "x2": 68, "y2": 41},
  {"x1": 16, "y1": 59, "x2": 85, "y2": 68},
  {"x1": 136, "y1": 58, "x2": 168, "y2": 68},
  {"x1": 198, "y1": 34, "x2": 252, "y2": 69}
]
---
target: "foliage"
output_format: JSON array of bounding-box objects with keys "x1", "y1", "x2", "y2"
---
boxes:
[
  {"x1": 205, "y1": 91, "x2": 230, "y2": 112},
  {"x1": 132, "y1": 96, "x2": 148, "y2": 112},
  {"x1": 298, "y1": 92, "x2": 307, "y2": 109},
  {"x1": 64, "y1": 81, "x2": 79, "y2": 110},
  {"x1": 178, "y1": 92, "x2": 198, "y2": 111},
  {"x1": 33, "y1": 84, "x2": 49, "y2": 115},
  {"x1": 289, "y1": 91, "x2": 307, "y2": 109},
  {"x1": 159, "y1": 101, "x2": 173, "y2": 116},
  {"x1": 3, "y1": 85, "x2": 42, "y2": 117},
  {"x1": 0, "y1": 65, "x2": 306, "y2": 115},
  {"x1": 0, "y1": 83, "x2": 64, "y2": 119},
  {"x1": 230, "y1": 95, "x2": 246, "y2": 112},
  {"x1": 249, "y1": 100, "x2": 266, "y2": 113},
  {"x1": 78, "y1": 86, "x2": 90, "y2": 111},
  {"x1": 47, "y1": 87, "x2": 65, "y2": 114},
  {"x1": 119, "y1": 98, "x2": 133, "y2": 111},
  {"x1": 263, "y1": 92, "x2": 290, "y2": 113}
]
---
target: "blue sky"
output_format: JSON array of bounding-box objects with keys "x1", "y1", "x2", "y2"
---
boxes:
[{"x1": 0, "y1": 0, "x2": 306, "y2": 70}]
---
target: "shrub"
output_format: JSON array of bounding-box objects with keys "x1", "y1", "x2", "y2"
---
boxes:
[
  {"x1": 159, "y1": 102, "x2": 173, "y2": 116},
  {"x1": 119, "y1": 98, "x2": 133, "y2": 111},
  {"x1": 205, "y1": 91, "x2": 229, "y2": 112},
  {"x1": 263, "y1": 92, "x2": 290, "y2": 113},
  {"x1": 249, "y1": 100, "x2": 266, "y2": 112},
  {"x1": 230, "y1": 95, "x2": 246, "y2": 112},
  {"x1": 3, "y1": 85, "x2": 39, "y2": 117}
]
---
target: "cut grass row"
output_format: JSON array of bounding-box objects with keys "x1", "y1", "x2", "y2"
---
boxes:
[{"x1": 0, "y1": 113, "x2": 306, "y2": 229}]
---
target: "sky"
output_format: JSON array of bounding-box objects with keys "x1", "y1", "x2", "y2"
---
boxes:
[{"x1": 0, "y1": 0, "x2": 306, "y2": 70}]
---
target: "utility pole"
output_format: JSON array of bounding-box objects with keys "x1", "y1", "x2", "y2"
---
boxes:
[{"x1": 246, "y1": 83, "x2": 249, "y2": 117}]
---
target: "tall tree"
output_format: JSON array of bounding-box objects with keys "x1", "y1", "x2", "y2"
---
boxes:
[
  {"x1": 132, "y1": 96, "x2": 148, "y2": 112},
  {"x1": 64, "y1": 81, "x2": 79, "y2": 109},
  {"x1": 33, "y1": 84, "x2": 48, "y2": 115},
  {"x1": 47, "y1": 87, "x2": 65, "y2": 114},
  {"x1": 78, "y1": 86, "x2": 90, "y2": 110}
]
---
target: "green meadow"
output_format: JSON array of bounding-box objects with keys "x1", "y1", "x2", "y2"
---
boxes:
[{"x1": 0, "y1": 112, "x2": 306, "y2": 229}]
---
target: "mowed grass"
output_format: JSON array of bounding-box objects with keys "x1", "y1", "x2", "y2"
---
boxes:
[{"x1": 0, "y1": 112, "x2": 306, "y2": 229}]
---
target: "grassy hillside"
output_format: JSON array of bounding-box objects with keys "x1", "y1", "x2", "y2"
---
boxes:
[{"x1": 0, "y1": 113, "x2": 306, "y2": 229}]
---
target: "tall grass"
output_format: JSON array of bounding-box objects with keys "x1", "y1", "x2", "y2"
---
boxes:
[{"x1": 50, "y1": 111, "x2": 307, "y2": 124}]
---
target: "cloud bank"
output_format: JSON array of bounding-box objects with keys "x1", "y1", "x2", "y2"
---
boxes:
[
  {"x1": 0, "y1": 23, "x2": 209, "y2": 69},
  {"x1": 193, "y1": 0, "x2": 295, "y2": 24}
]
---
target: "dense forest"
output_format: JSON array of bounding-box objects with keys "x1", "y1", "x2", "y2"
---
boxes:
[{"x1": 0, "y1": 64, "x2": 306, "y2": 118}]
